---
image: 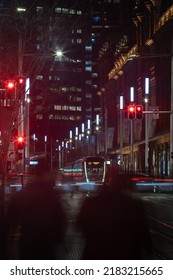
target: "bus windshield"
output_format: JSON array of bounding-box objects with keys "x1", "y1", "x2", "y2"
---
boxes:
[{"x1": 84, "y1": 156, "x2": 106, "y2": 183}]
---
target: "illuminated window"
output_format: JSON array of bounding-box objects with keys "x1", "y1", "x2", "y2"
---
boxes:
[
  {"x1": 36, "y1": 75, "x2": 43, "y2": 80},
  {"x1": 85, "y1": 66, "x2": 92, "y2": 72},
  {"x1": 86, "y1": 80, "x2": 92, "y2": 85},
  {"x1": 49, "y1": 115, "x2": 53, "y2": 119},
  {"x1": 69, "y1": 106, "x2": 76, "y2": 111},
  {"x1": 54, "y1": 115, "x2": 61, "y2": 119},
  {"x1": 62, "y1": 105, "x2": 68, "y2": 110},
  {"x1": 36, "y1": 114, "x2": 43, "y2": 119},
  {"x1": 36, "y1": 7, "x2": 43, "y2": 13},
  {"x1": 86, "y1": 93, "x2": 92, "y2": 98},
  {"x1": 54, "y1": 105, "x2": 61, "y2": 110},
  {"x1": 62, "y1": 115, "x2": 69, "y2": 120},
  {"x1": 70, "y1": 9, "x2": 75, "y2": 14},
  {"x1": 76, "y1": 106, "x2": 81, "y2": 111},
  {"x1": 77, "y1": 39, "x2": 82, "y2": 44},
  {"x1": 85, "y1": 46, "x2": 92, "y2": 51},
  {"x1": 92, "y1": 72, "x2": 98, "y2": 77},
  {"x1": 85, "y1": 61, "x2": 92, "y2": 65}
]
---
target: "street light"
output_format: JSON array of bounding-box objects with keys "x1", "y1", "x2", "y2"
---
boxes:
[
  {"x1": 145, "y1": 77, "x2": 150, "y2": 174},
  {"x1": 120, "y1": 96, "x2": 124, "y2": 167},
  {"x1": 96, "y1": 114, "x2": 100, "y2": 155},
  {"x1": 130, "y1": 87, "x2": 135, "y2": 171}
]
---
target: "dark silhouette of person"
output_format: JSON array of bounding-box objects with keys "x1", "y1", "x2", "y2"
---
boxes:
[
  {"x1": 77, "y1": 172, "x2": 152, "y2": 260},
  {"x1": 5, "y1": 161, "x2": 66, "y2": 260}
]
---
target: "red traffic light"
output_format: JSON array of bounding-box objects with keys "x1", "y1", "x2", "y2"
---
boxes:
[
  {"x1": 128, "y1": 105, "x2": 135, "y2": 120},
  {"x1": 5, "y1": 80, "x2": 15, "y2": 90},
  {"x1": 16, "y1": 136, "x2": 25, "y2": 149},
  {"x1": 17, "y1": 76, "x2": 25, "y2": 85},
  {"x1": 136, "y1": 105, "x2": 143, "y2": 119}
]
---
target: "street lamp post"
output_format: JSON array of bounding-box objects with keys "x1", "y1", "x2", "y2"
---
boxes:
[
  {"x1": 145, "y1": 77, "x2": 150, "y2": 174},
  {"x1": 44, "y1": 135, "x2": 47, "y2": 161},
  {"x1": 130, "y1": 87, "x2": 134, "y2": 171},
  {"x1": 120, "y1": 96, "x2": 124, "y2": 167},
  {"x1": 87, "y1": 120, "x2": 91, "y2": 155},
  {"x1": 81, "y1": 123, "x2": 85, "y2": 156},
  {"x1": 96, "y1": 114, "x2": 100, "y2": 155}
]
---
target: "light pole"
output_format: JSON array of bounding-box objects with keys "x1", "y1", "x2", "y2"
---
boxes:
[
  {"x1": 130, "y1": 87, "x2": 135, "y2": 171},
  {"x1": 120, "y1": 96, "x2": 124, "y2": 167},
  {"x1": 81, "y1": 123, "x2": 85, "y2": 155},
  {"x1": 96, "y1": 114, "x2": 100, "y2": 155},
  {"x1": 58, "y1": 145, "x2": 61, "y2": 169},
  {"x1": 75, "y1": 127, "x2": 78, "y2": 159},
  {"x1": 145, "y1": 77, "x2": 150, "y2": 174},
  {"x1": 87, "y1": 119, "x2": 91, "y2": 155},
  {"x1": 44, "y1": 135, "x2": 47, "y2": 162}
]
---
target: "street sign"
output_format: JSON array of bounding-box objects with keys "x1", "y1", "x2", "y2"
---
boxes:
[
  {"x1": 7, "y1": 151, "x2": 15, "y2": 161},
  {"x1": 153, "y1": 108, "x2": 159, "y2": 119}
]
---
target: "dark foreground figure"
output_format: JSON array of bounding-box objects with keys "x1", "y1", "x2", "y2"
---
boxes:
[
  {"x1": 5, "y1": 164, "x2": 66, "y2": 260},
  {"x1": 77, "y1": 173, "x2": 152, "y2": 260}
]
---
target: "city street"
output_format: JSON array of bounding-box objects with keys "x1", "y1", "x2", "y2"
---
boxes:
[{"x1": 3, "y1": 173, "x2": 173, "y2": 260}]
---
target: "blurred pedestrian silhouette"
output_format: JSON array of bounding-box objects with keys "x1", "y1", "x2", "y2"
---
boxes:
[
  {"x1": 77, "y1": 171, "x2": 152, "y2": 260},
  {"x1": 5, "y1": 161, "x2": 66, "y2": 260}
]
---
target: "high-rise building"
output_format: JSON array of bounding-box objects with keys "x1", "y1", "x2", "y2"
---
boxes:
[{"x1": 0, "y1": 0, "x2": 131, "y2": 156}]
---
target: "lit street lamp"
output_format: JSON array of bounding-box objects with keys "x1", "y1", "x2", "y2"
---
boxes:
[{"x1": 145, "y1": 77, "x2": 150, "y2": 174}]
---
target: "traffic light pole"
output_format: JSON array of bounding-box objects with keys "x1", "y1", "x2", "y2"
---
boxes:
[
  {"x1": 130, "y1": 120, "x2": 134, "y2": 171},
  {"x1": 145, "y1": 102, "x2": 149, "y2": 174}
]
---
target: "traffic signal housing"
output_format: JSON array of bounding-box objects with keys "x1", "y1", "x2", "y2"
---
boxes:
[
  {"x1": 16, "y1": 136, "x2": 25, "y2": 150},
  {"x1": 135, "y1": 105, "x2": 143, "y2": 119},
  {"x1": 127, "y1": 105, "x2": 135, "y2": 120},
  {"x1": 17, "y1": 76, "x2": 26, "y2": 98},
  {"x1": 5, "y1": 80, "x2": 16, "y2": 95},
  {"x1": 16, "y1": 151, "x2": 23, "y2": 161}
]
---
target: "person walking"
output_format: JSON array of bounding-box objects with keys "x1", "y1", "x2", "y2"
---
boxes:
[{"x1": 5, "y1": 161, "x2": 66, "y2": 260}]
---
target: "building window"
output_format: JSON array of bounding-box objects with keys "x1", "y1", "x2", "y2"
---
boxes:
[
  {"x1": 77, "y1": 39, "x2": 82, "y2": 44},
  {"x1": 69, "y1": 106, "x2": 76, "y2": 111},
  {"x1": 54, "y1": 105, "x2": 62, "y2": 110},
  {"x1": 36, "y1": 114, "x2": 43, "y2": 119},
  {"x1": 36, "y1": 105, "x2": 43, "y2": 111},
  {"x1": 62, "y1": 105, "x2": 69, "y2": 110},
  {"x1": 62, "y1": 115, "x2": 69, "y2": 120},
  {"x1": 86, "y1": 93, "x2": 92, "y2": 98},
  {"x1": 92, "y1": 72, "x2": 98, "y2": 77},
  {"x1": 54, "y1": 115, "x2": 62, "y2": 120},
  {"x1": 86, "y1": 80, "x2": 92, "y2": 85},
  {"x1": 76, "y1": 106, "x2": 81, "y2": 111},
  {"x1": 36, "y1": 95, "x2": 43, "y2": 100},
  {"x1": 49, "y1": 115, "x2": 54, "y2": 119},
  {"x1": 85, "y1": 46, "x2": 92, "y2": 51},
  {"x1": 36, "y1": 75, "x2": 43, "y2": 80},
  {"x1": 69, "y1": 116, "x2": 76, "y2": 120},
  {"x1": 85, "y1": 66, "x2": 92, "y2": 72}
]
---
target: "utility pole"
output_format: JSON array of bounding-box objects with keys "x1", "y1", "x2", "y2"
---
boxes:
[{"x1": 145, "y1": 78, "x2": 150, "y2": 174}]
